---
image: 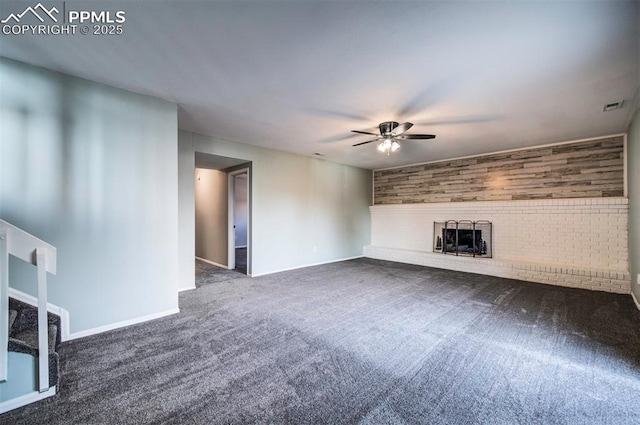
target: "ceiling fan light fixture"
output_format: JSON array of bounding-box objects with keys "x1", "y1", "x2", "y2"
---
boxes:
[{"x1": 377, "y1": 138, "x2": 400, "y2": 155}]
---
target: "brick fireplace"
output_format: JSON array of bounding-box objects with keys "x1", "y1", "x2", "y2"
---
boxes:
[{"x1": 364, "y1": 136, "x2": 630, "y2": 294}]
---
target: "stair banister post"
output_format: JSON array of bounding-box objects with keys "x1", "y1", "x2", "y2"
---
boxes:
[
  {"x1": 0, "y1": 231, "x2": 8, "y2": 383},
  {"x1": 36, "y1": 247, "x2": 50, "y2": 392}
]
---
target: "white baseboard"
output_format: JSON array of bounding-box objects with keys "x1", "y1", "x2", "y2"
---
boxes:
[
  {"x1": 9, "y1": 288, "x2": 181, "y2": 342},
  {"x1": 0, "y1": 386, "x2": 56, "y2": 414},
  {"x1": 195, "y1": 256, "x2": 229, "y2": 269},
  {"x1": 8, "y1": 287, "x2": 71, "y2": 342},
  {"x1": 178, "y1": 285, "x2": 196, "y2": 292},
  {"x1": 250, "y1": 255, "x2": 364, "y2": 278},
  {"x1": 632, "y1": 291, "x2": 640, "y2": 311},
  {"x1": 66, "y1": 308, "x2": 180, "y2": 341},
  {"x1": 364, "y1": 245, "x2": 631, "y2": 295}
]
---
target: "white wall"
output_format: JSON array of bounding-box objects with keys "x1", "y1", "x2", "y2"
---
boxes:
[
  {"x1": 0, "y1": 58, "x2": 179, "y2": 333},
  {"x1": 195, "y1": 168, "x2": 228, "y2": 266},
  {"x1": 366, "y1": 198, "x2": 630, "y2": 293},
  {"x1": 178, "y1": 134, "x2": 196, "y2": 291},
  {"x1": 178, "y1": 130, "x2": 371, "y2": 281},
  {"x1": 234, "y1": 174, "x2": 248, "y2": 247}
]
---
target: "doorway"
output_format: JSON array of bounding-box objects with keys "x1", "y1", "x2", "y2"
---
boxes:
[
  {"x1": 228, "y1": 168, "x2": 249, "y2": 275},
  {"x1": 194, "y1": 152, "x2": 251, "y2": 282}
]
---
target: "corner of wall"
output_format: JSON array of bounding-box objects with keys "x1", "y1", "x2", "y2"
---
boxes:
[
  {"x1": 627, "y1": 108, "x2": 640, "y2": 307},
  {"x1": 178, "y1": 130, "x2": 196, "y2": 292}
]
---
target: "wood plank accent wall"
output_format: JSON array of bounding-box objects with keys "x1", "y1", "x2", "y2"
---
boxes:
[{"x1": 374, "y1": 136, "x2": 624, "y2": 205}]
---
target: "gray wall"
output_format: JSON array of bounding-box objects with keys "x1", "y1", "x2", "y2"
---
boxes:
[
  {"x1": 628, "y1": 111, "x2": 640, "y2": 304},
  {"x1": 0, "y1": 59, "x2": 179, "y2": 333},
  {"x1": 178, "y1": 130, "x2": 372, "y2": 281},
  {"x1": 195, "y1": 168, "x2": 228, "y2": 266}
]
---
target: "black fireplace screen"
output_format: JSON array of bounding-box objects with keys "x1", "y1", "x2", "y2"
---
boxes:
[{"x1": 433, "y1": 220, "x2": 492, "y2": 258}]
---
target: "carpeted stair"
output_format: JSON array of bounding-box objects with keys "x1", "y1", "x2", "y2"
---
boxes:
[{"x1": 7, "y1": 297, "x2": 61, "y2": 388}]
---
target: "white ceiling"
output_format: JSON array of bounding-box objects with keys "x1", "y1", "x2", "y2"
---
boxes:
[{"x1": 1, "y1": 0, "x2": 638, "y2": 170}]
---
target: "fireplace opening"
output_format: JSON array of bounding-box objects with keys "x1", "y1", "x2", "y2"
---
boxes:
[{"x1": 434, "y1": 220, "x2": 492, "y2": 258}]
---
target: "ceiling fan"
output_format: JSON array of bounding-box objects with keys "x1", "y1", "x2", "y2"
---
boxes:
[{"x1": 352, "y1": 121, "x2": 435, "y2": 155}]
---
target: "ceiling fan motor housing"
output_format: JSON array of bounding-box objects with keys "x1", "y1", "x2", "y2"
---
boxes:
[{"x1": 379, "y1": 121, "x2": 400, "y2": 136}]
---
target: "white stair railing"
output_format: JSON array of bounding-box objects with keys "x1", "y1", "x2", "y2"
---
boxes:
[{"x1": 0, "y1": 219, "x2": 57, "y2": 393}]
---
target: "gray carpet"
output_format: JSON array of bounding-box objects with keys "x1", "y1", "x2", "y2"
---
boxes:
[
  {"x1": 235, "y1": 247, "x2": 247, "y2": 275},
  {"x1": 3, "y1": 258, "x2": 640, "y2": 424},
  {"x1": 195, "y1": 259, "x2": 245, "y2": 287}
]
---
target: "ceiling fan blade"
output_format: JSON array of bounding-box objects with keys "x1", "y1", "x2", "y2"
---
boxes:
[
  {"x1": 401, "y1": 134, "x2": 436, "y2": 140},
  {"x1": 318, "y1": 133, "x2": 360, "y2": 144},
  {"x1": 390, "y1": 122, "x2": 413, "y2": 136},
  {"x1": 351, "y1": 130, "x2": 379, "y2": 136},
  {"x1": 307, "y1": 108, "x2": 372, "y2": 122},
  {"x1": 352, "y1": 138, "x2": 380, "y2": 147},
  {"x1": 413, "y1": 116, "x2": 499, "y2": 126}
]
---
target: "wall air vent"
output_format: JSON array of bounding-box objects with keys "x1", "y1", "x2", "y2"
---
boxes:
[{"x1": 603, "y1": 101, "x2": 624, "y2": 112}]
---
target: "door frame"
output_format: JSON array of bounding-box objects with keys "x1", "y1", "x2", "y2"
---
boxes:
[{"x1": 227, "y1": 167, "x2": 250, "y2": 273}]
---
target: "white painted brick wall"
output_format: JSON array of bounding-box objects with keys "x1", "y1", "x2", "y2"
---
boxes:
[{"x1": 366, "y1": 198, "x2": 630, "y2": 294}]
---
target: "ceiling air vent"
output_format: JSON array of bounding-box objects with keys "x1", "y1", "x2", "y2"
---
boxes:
[{"x1": 603, "y1": 101, "x2": 624, "y2": 112}]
